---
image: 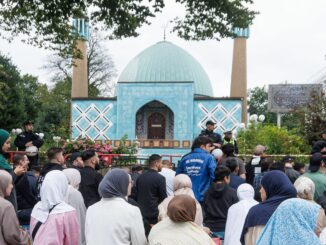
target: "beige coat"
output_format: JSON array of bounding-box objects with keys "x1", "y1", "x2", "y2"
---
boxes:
[{"x1": 0, "y1": 197, "x2": 28, "y2": 245}]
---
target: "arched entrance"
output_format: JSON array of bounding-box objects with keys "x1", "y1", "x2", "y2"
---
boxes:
[
  {"x1": 135, "y1": 100, "x2": 174, "y2": 139},
  {"x1": 148, "y1": 112, "x2": 166, "y2": 139}
]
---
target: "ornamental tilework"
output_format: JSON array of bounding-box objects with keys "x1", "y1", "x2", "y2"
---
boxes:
[
  {"x1": 71, "y1": 100, "x2": 117, "y2": 140},
  {"x1": 193, "y1": 100, "x2": 242, "y2": 136}
]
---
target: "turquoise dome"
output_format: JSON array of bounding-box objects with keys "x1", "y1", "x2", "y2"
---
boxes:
[{"x1": 118, "y1": 41, "x2": 213, "y2": 96}]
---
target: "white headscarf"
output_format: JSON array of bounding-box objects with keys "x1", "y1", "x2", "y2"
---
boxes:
[
  {"x1": 63, "y1": 168, "x2": 81, "y2": 189},
  {"x1": 224, "y1": 184, "x2": 258, "y2": 245},
  {"x1": 31, "y1": 170, "x2": 75, "y2": 223}
]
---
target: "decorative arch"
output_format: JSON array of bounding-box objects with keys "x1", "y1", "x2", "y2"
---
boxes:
[{"x1": 135, "y1": 100, "x2": 174, "y2": 139}]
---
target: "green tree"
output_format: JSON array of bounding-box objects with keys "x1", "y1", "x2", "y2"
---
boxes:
[
  {"x1": 248, "y1": 86, "x2": 277, "y2": 124},
  {"x1": 44, "y1": 34, "x2": 117, "y2": 96},
  {"x1": 0, "y1": 0, "x2": 256, "y2": 56},
  {"x1": 0, "y1": 54, "x2": 26, "y2": 130},
  {"x1": 237, "y1": 124, "x2": 309, "y2": 155}
]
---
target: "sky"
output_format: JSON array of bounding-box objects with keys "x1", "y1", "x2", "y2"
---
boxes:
[{"x1": 0, "y1": 0, "x2": 326, "y2": 97}]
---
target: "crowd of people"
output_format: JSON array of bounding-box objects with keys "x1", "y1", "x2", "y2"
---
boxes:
[{"x1": 0, "y1": 121, "x2": 325, "y2": 245}]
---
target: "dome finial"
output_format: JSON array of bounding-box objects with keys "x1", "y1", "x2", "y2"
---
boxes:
[{"x1": 161, "y1": 22, "x2": 169, "y2": 41}]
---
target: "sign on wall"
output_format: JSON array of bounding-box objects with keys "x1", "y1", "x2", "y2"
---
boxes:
[{"x1": 268, "y1": 84, "x2": 323, "y2": 113}]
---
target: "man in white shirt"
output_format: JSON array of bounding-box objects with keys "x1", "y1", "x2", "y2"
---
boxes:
[{"x1": 159, "y1": 160, "x2": 176, "y2": 196}]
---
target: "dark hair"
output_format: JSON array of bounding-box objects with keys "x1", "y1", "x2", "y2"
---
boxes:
[
  {"x1": 214, "y1": 166, "x2": 231, "y2": 182},
  {"x1": 225, "y1": 158, "x2": 239, "y2": 172},
  {"x1": 81, "y1": 149, "x2": 96, "y2": 162},
  {"x1": 191, "y1": 136, "x2": 213, "y2": 151},
  {"x1": 13, "y1": 154, "x2": 25, "y2": 166},
  {"x1": 261, "y1": 157, "x2": 273, "y2": 172},
  {"x1": 293, "y1": 162, "x2": 305, "y2": 172},
  {"x1": 269, "y1": 161, "x2": 285, "y2": 172},
  {"x1": 221, "y1": 143, "x2": 235, "y2": 157},
  {"x1": 31, "y1": 166, "x2": 42, "y2": 172},
  {"x1": 131, "y1": 165, "x2": 143, "y2": 172},
  {"x1": 148, "y1": 154, "x2": 162, "y2": 166},
  {"x1": 47, "y1": 147, "x2": 63, "y2": 161}
]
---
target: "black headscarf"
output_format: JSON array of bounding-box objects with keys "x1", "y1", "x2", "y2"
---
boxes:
[
  {"x1": 98, "y1": 168, "x2": 129, "y2": 199},
  {"x1": 241, "y1": 170, "x2": 297, "y2": 244}
]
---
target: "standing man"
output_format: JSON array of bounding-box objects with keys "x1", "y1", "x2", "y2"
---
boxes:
[
  {"x1": 176, "y1": 136, "x2": 216, "y2": 205},
  {"x1": 223, "y1": 131, "x2": 238, "y2": 154},
  {"x1": 159, "y1": 160, "x2": 176, "y2": 196},
  {"x1": 79, "y1": 149, "x2": 103, "y2": 208},
  {"x1": 36, "y1": 147, "x2": 65, "y2": 195},
  {"x1": 14, "y1": 120, "x2": 44, "y2": 168},
  {"x1": 136, "y1": 154, "x2": 167, "y2": 233},
  {"x1": 199, "y1": 120, "x2": 223, "y2": 148}
]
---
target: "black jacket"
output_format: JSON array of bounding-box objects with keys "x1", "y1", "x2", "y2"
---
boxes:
[
  {"x1": 36, "y1": 163, "x2": 64, "y2": 196},
  {"x1": 14, "y1": 131, "x2": 44, "y2": 166},
  {"x1": 204, "y1": 182, "x2": 238, "y2": 232},
  {"x1": 136, "y1": 169, "x2": 167, "y2": 224},
  {"x1": 15, "y1": 173, "x2": 37, "y2": 210},
  {"x1": 79, "y1": 166, "x2": 103, "y2": 208},
  {"x1": 199, "y1": 129, "x2": 222, "y2": 144}
]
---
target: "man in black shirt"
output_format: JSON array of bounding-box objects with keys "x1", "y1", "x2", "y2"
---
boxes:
[
  {"x1": 199, "y1": 120, "x2": 222, "y2": 148},
  {"x1": 79, "y1": 149, "x2": 103, "y2": 208},
  {"x1": 36, "y1": 147, "x2": 65, "y2": 196},
  {"x1": 14, "y1": 120, "x2": 44, "y2": 168},
  {"x1": 136, "y1": 154, "x2": 167, "y2": 227}
]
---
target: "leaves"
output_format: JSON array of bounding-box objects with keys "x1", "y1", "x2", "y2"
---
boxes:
[{"x1": 0, "y1": 0, "x2": 256, "y2": 56}]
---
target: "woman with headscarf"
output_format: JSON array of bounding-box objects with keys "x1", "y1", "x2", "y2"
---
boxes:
[
  {"x1": 30, "y1": 170, "x2": 79, "y2": 245},
  {"x1": 257, "y1": 198, "x2": 322, "y2": 245},
  {"x1": 0, "y1": 170, "x2": 28, "y2": 245},
  {"x1": 63, "y1": 168, "x2": 86, "y2": 245},
  {"x1": 158, "y1": 174, "x2": 203, "y2": 226},
  {"x1": 224, "y1": 184, "x2": 258, "y2": 245},
  {"x1": 85, "y1": 168, "x2": 147, "y2": 245},
  {"x1": 149, "y1": 195, "x2": 215, "y2": 245},
  {"x1": 241, "y1": 170, "x2": 297, "y2": 245},
  {"x1": 0, "y1": 129, "x2": 26, "y2": 210},
  {"x1": 294, "y1": 177, "x2": 326, "y2": 243}
]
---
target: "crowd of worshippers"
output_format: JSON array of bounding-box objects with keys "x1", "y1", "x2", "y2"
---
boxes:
[{"x1": 0, "y1": 127, "x2": 326, "y2": 245}]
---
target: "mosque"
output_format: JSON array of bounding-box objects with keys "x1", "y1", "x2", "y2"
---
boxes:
[{"x1": 70, "y1": 19, "x2": 248, "y2": 155}]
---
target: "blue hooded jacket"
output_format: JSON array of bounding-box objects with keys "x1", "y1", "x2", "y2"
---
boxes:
[{"x1": 176, "y1": 148, "x2": 216, "y2": 202}]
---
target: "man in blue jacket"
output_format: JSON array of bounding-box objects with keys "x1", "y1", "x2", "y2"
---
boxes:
[{"x1": 176, "y1": 136, "x2": 216, "y2": 204}]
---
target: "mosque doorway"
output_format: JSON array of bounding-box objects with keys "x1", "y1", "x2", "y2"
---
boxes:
[
  {"x1": 148, "y1": 112, "x2": 165, "y2": 139},
  {"x1": 135, "y1": 100, "x2": 174, "y2": 140}
]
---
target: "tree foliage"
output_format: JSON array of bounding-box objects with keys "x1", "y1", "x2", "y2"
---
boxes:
[
  {"x1": 237, "y1": 124, "x2": 309, "y2": 155},
  {"x1": 0, "y1": 0, "x2": 256, "y2": 56},
  {"x1": 248, "y1": 86, "x2": 277, "y2": 124},
  {"x1": 43, "y1": 34, "x2": 117, "y2": 96},
  {"x1": 0, "y1": 54, "x2": 26, "y2": 130}
]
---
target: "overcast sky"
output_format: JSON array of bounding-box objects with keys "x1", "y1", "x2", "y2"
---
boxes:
[{"x1": 1, "y1": 0, "x2": 326, "y2": 97}]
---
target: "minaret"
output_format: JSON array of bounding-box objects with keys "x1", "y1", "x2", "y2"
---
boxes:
[
  {"x1": 230, "y1": 27, "x2": 249, "y2": 123},
  {"x1": 71, "y1": 18, "x2": 89, "y2": 98}
]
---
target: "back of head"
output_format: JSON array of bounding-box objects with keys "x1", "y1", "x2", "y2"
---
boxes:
[
  {"x1": 309, "y1": 153, "x2": 323, "y2": 173},
  {"x1": 214, "y1": 165, "x2": 231, "y2": 182},
  {"x1": 63, "y1": 168, "x2": 81, "y2": 189},
  {"x1": 98, "y1": 168, "x2": 129, "y2": 198},
  {"x1": 293, "y1": 162, "x2": 305, "y2": 172},
  {"x1": 173, "y1": 174, "x2": 192, "y2": 191},
  {"x1": 40, "y1": 170, "x2": 68, "y2": 209},
  {"x1": 131, "y1": 164, "x2": 143, "y2": 172},
  {"x1": 212, "y1": 149, "x2": 223, "y2": 159},
  {"x1": 269, "y1": 161, "x2": 285, "y2": 172},
  {"x1": 167, "y1": 194, "x2": 196, "y2": 223},
  {"x1": 148, "y1": 154, "x2": 162, "y2": 167},
  {"x1": 261, "y1": 170, "x2": 297, "y2": 199},
  {"x1": 221, "y1": 143, "x2": 235, "y2": 157},
  {"x1": 237, "y1": 183, "x2": 255, "y2": 201},
  {"x1": 0, "y1": 170, "x2": 12, "y2": 197},
  {"x1": 254, "y1": 145, "x2": 266, "y2": 156},
  {"x1": 225, "y1": 157, "x2": 239, "y2": 172},
  {"x1": 294, "y1": 176, "x2": 315, "y2": 201},
  {"x1": 47, "y1": 147, "x2": 63, "y2": 161},
  {"x1": 191, "y1": 136, "x2": 213, "y2": 151},
  {"x1": 13, "y1": 153, "x2": 25, "y2": 167},
  {"x1": 162, "y1": 160, "x2": 170, "y2": 166}
]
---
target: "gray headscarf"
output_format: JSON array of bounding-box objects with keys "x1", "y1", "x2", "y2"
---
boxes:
[
  {"x1": 98, "y1": 168, "x2": 129, "y2": 199},
  {"x1": 0, "y1": 169, "x2": 12, "y2": 197}
]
